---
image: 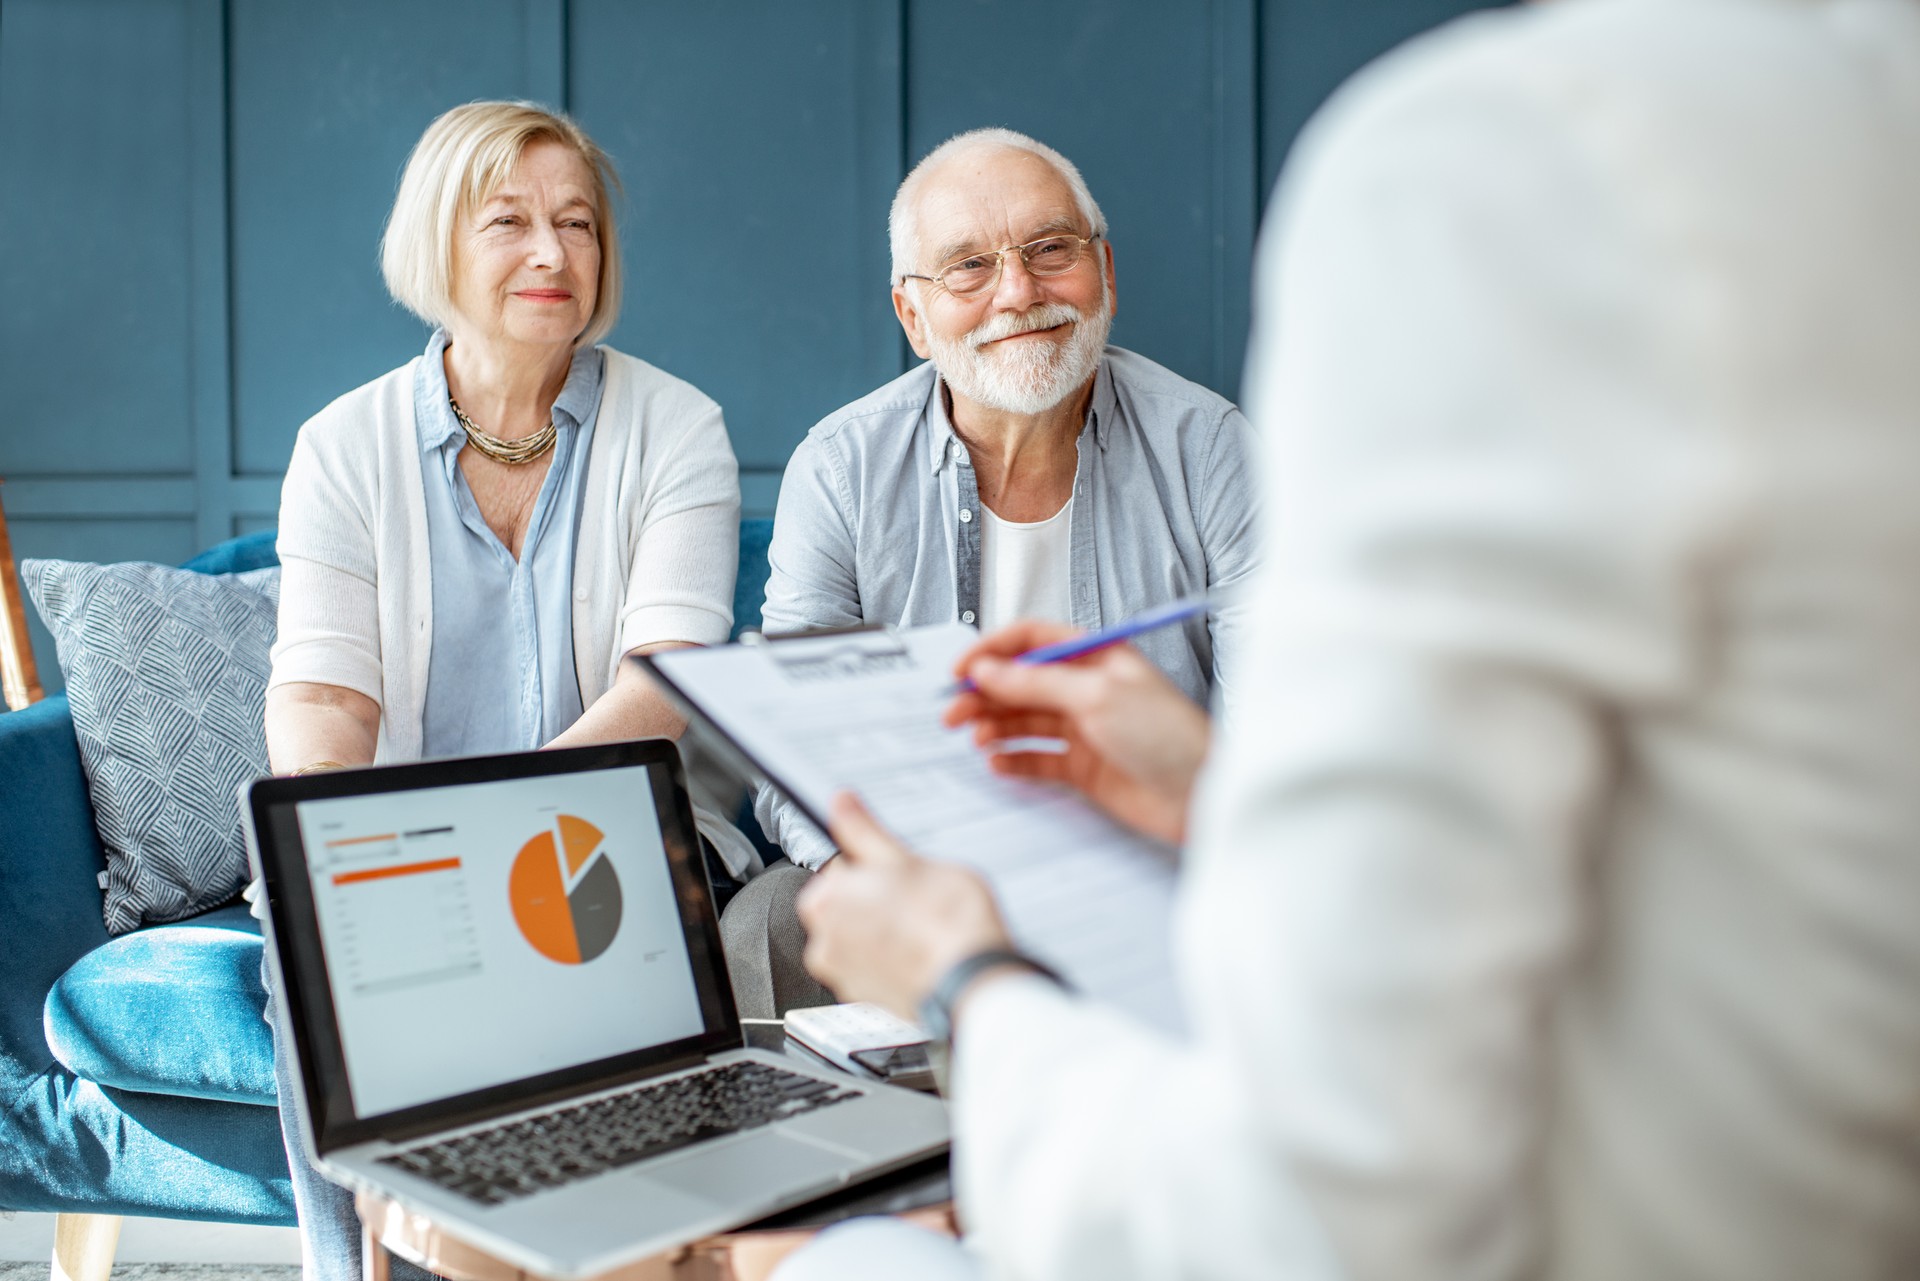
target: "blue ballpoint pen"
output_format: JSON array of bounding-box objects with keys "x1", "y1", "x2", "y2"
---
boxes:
[{"x1": 945, "y1": 592, "x2": 1216, "y2": 695}]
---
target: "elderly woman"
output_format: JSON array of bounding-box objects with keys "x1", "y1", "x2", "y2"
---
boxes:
[{"x1": 262, "y1": 101, "x2": 750, "y2": 1281}]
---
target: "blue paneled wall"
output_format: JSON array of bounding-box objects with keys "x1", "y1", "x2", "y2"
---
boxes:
[{"x1": 0, "y1": 0, "x2": 1499, "y2": 691}]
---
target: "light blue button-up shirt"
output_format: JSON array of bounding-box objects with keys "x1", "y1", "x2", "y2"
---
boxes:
[{"x1": 415, "y1": 330, "x2": 605, "y2": 757}]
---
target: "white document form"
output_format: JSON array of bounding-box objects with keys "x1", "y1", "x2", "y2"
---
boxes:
[{"x1": 646, "y1": 625, "x2": 1183, "y2": 1032}]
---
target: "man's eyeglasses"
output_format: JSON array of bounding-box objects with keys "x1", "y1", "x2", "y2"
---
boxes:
[{"x1": 901, "y1": 233, "x2": 1101, "y2": 301}]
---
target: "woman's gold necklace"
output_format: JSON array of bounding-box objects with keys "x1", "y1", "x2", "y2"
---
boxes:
[{"x1": 448, "y1": 396, "x2": 557, "y2": 465}]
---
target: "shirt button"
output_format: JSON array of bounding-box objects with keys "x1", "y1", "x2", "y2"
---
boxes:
[
  {"x1": 961, "y1": 610, "x2": 976, "y2": 625},
  {"x1": 959, "y1": 508, "x2": 973, "y2": 523}
]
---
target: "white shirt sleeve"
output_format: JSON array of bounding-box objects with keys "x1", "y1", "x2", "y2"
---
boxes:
[
  {"x1": 616, "y1": 393, "x2": 741, "y2": 653},
  {"x1": 268, "y1": 426, "x2": 384, "y2": 707},
  {"x1": 950, "y1": 29, "x2": 1742, "y2": 1281}
]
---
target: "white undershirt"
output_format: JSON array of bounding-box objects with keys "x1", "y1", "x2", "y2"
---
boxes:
[{"x1": 977, "y1": 498, "x2": 1073, "y2": 632}]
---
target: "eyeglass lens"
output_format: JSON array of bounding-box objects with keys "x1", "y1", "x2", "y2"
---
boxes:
[{"x1": 941, "y1": 236, "x2": 1088, "y2": 297}]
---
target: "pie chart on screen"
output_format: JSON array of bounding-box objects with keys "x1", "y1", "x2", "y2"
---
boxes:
[{"x1": 509, "y1": 814, "x2": 623, "y2": 964}]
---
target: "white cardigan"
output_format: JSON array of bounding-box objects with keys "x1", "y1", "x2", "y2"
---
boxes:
[{"x1": 270, "y1": 345, "x2": 740, "y2": 761}]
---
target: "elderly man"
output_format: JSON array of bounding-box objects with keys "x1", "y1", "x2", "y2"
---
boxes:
[
  {"x1": 765, "y1": 128, "x2": 1255, "y2": 857},
  {"x1": 719, "y1": 129, "x2": 1259, "y2": 1013}
]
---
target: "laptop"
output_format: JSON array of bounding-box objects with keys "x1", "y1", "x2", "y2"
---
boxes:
[{"x1": 244, "y1": 739, "x2": 950, "y2": 1280}]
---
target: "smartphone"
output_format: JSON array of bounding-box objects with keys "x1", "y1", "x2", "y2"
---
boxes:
[{"x1": 850, "y1": 1042, "x2": 938, "y2": 1092}]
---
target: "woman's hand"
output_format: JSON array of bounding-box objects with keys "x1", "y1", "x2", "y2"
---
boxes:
[
  {"x1": 798, "y1": 793, "x2": 1013, "y2": 1020},
  {"x1": 265, "y1": 682, "x2": 379, "y2": 775},
  {"x1": 944, "y1": 622, "x2": 1212, "y2": 846}
]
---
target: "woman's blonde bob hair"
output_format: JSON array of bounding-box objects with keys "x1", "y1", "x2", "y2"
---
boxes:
[{"x1": 381, "y1": 101, "x2": 622, "y2": 347}]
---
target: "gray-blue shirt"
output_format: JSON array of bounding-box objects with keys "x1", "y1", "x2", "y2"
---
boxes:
[
  {"x1": 757, "y1": 346, "x2": 1260, "y2": 866},
  {"x1": 415, "y1": 329, "x2": 606, "y2": 757}
]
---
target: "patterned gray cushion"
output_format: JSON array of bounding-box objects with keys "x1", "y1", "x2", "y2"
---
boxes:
[{"x1": 21, "y1": 560, "x2": 279, "y2": 934}]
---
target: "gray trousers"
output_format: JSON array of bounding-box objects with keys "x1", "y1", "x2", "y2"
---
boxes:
[{"x1": 719, "y1": 861, "x2": 835, "y2": 1019}]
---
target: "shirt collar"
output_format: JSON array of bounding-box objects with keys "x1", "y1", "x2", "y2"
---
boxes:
[
  {"x1": 925, "y1": 350, "x2": 1116, "y2": 475},
  {"x1": 413, "y1": 328, "x2": 603, "y2": 454},
  {"x1": 549, "y1": 342, "x2": 603, "y2": 431},
  {"x1": 1087, "y1": 354, "x2": 1117, "y2": 448}
]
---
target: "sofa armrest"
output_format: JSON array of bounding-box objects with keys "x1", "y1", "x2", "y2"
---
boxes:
[{"x1": 0, "y1": 694, "x2": 110, "y2": 1110}]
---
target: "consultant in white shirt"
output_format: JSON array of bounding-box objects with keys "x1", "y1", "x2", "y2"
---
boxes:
[{"x1": 947, "y1": 2, "x2": 1920, "y2": 1279}]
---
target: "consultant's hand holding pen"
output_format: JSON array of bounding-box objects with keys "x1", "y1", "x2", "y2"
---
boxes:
[
  {"x1": 943, "y1": 592, "x2": 1216, "y2": 695},
  {"x1": 800, "y1": 616, "x2": 1213, "y2": 1020},
  {"x1": 942, "y1": 620, "x2": 1212, "y2": 848}
]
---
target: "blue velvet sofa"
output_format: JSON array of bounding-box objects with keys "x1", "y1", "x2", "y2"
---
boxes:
[{"x1": 0, "y1": 520, "x2": 775, "y2": 1224}]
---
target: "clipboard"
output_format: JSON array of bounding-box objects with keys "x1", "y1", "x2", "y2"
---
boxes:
[
  {"x1": 632, "y1": 624, "x2": 902, "y2": 836},
  {"x1": 630, "y1": 624, "x2": 1186, "y2": 1032}
]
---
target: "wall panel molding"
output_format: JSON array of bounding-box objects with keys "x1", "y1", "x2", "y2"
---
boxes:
[
  {"x1": 574, "y1": 0, "x2": 910, "y2": 473},
  {"x1": 190, "y1": 0, "x2": 235, "y2": 549},
  {"x1": 1212, "y1": 0, "x2": 1259, "y2": 396},
  {"x1": 524, "y1": 0, "x2": 568, "y2": 109},
  {"x1": 0, "y1": 478, "x2": 200, "y2": 520},
  {"x1": 740, "y1": 470, "x2": 782, "y2": 520},
  {"x1": 856, "y1": 0, "x2": 910, "y2": 388},
  {"x1": 1, "y1": 0, "x2": 1501, "y2": 692},
  {"x1": 227, "y1": 476, "x2": 284, "y2": 522}
]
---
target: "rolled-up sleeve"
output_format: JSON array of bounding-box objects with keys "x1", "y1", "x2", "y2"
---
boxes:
[
  {"x1": 758, "y1": 433, "x2": 863, "y2": 636},
  {"x1": 269, "y1": 429, "x2": 383, "y2": 707},
  {"x1": 619, "y1": 398, "x2": 740, "y2": 652},
  {"x1": 1196, "y1": 405, "x2": 1260, "y2": 708}
]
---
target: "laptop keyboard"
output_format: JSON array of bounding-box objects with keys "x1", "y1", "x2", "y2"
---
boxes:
[{"x1": 378, "y1": 1060, "x2": 864, "y2": 1205}]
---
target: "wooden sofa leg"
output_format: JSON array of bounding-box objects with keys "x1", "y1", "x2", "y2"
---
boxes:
[{"x1": 51, "y1": 1213, "x2": 122, "y2": 1281}]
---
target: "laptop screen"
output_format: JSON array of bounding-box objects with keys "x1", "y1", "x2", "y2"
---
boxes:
[
  {"x1": 295, "y1": 765, "x2": 706, "y2": 1116},
  {"x1": 248, "y1": 742, "x2": 741, "y2": 1151}
]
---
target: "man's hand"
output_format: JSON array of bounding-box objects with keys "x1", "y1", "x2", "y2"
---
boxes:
[
  {"x1": 796, "y1": 793, "x2": 1013, "y2": 1021},
  {"x1": 944, "y1": 622, "x2": 1212, "y2": 846}
]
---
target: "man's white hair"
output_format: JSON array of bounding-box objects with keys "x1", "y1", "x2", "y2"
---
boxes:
[{"x1": 889, "y1": 128, "x2": 1108, "y2": 284}]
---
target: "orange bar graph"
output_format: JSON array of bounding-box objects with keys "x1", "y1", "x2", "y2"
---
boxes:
[
  {"x1": 331, "y1": 857, "x2": 462, "y2": 886},
  {"x1": 325, "y1": 833, "x2": 399, "y2": 848}
]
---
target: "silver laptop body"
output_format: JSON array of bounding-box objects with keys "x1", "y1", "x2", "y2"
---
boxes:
[{"x1": 245, "y1": 741, "x2": 949, "y2": 1280}]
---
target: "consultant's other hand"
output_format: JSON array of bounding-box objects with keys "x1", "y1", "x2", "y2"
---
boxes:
[
  {"x1": 944, "y1": 622, "x2": 1211, "y2": 846},
  {"x1": 797, "y1": 793, "x2": 1013, "y2": 1020}
]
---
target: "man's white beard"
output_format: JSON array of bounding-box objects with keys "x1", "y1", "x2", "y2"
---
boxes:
[{"x1": 927, "y1": 282, "x2": 1113, "y2": 416}]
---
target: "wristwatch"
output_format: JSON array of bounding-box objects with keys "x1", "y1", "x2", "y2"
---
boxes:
[{"x1": 918, "y1": 947, "x2": 1070, "y2": 1049}]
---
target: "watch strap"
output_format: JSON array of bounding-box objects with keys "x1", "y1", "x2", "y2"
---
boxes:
[{"x1": 918, "y1": 947, "x2": 1070, "y2": 1048}]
